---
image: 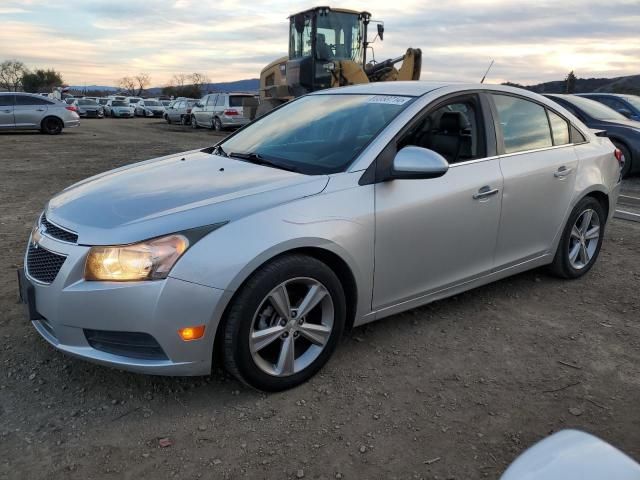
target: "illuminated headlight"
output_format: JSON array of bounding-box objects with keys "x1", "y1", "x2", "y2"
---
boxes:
[{"x1": 85, "y1": 234, "x2": 189, "y2": 281}]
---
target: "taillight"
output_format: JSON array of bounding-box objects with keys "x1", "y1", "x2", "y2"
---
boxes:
[
  {"x1": 614, "y1": 148, "x2": 624, "y2": 168},
  {"x1": 65, "y1": 106, "x2": 78, "y2": 112},
  {"x1": 223, "y1": 109, "x2": 239, "y2": 116}
]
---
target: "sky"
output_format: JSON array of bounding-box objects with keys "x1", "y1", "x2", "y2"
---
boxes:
[{"x1": 0, "y1": 0, "x2": 638, "y2": 87}]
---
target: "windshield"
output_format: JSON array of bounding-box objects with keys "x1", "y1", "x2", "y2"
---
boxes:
[
  {"x1": 112, "y1": 101, "x2": 127, "y2": 107},
  {"x1": 144, "y1": 100, "x2": 160, "y2": 106},
  {"x1": 290, "y1": 11, "x2": 363, "y2": 62},
  {"x1": 128, "y1": 98, "x2": 140, "y2": 103},
  {"x1": 560, "y1": 95, "x2": 626, "y2": 121},
  {"x1": 78, "y1": 100, "x2": 97, "y2": 106},
  {"x1": 623, "y1": 95, "x2": 640, "y2": 110},
  {"x1": 220, "y1": 94, "x2": 413, "y2": 174},
  {"x1": 162, "y1": 100, "x2": 171, "y2": 106},
  {"x1": 98, "y1": 99, "x2": 108, "y2": 104}
]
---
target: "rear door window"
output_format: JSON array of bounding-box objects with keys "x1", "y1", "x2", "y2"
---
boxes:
[
  {"x1": 215, "y1": 95, "x2": 225, "y2": 107},
  {"x1": 492, "y1": 94, "x2": 552, "y2": 153}
]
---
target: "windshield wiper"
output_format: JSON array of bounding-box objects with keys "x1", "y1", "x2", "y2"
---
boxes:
[{"x1": 228, "y1": 152, "x2": 300, "y2": 173}]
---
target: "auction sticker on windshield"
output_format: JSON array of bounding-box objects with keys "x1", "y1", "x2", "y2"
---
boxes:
[{"x1": 367, "y1": 95, "x2": 411, "y2": 105}]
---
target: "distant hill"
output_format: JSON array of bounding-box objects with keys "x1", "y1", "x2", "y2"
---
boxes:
[
  {"x1": 68, "y1": 85, "x2": 118, "y2": 92},
  {"x1": 504, "y1": 74, "x2": 640, "y2": 95},
  {"x1": 146, "y1": 78, "x2": 259, "y2": 95}
]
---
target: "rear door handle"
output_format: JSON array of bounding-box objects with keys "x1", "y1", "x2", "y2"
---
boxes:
[
  {"x1": 473, "y1": 186, "x2": 500, "y2": 200},
  {"x1": 554, "y1": 166, "x2": 572, "y2": 178}
]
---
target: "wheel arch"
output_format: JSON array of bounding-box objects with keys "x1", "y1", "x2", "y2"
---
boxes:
[
  {"x1": 40, "y1": 115, "x2": 64, "y2": 129},
  {"x1": 607, "y1": 136, "x2": 634, "y2": 171}
]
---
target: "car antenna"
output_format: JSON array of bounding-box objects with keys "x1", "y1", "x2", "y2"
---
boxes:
[{"x1": 480, "y1": 60, "x2": 494, "y2": 84}]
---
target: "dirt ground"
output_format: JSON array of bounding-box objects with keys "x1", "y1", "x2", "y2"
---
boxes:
[{"x1": 1, "y1": 118, "x2": 639, "y2": 480}]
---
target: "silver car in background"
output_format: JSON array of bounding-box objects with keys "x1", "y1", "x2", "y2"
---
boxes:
[
  {"x1": 134, "y1": 99, "x2": 165, "y2": 118},
  {"x1": 19, "y1": 82, "x2": 621, "y2": 391},
  {"x1": 72, "y1": 99, "x2": 104, "y2": 119},
  {"x1": 1, "y1": 92, "x2": 80, "y2": 134},
  {"x1": 104, "y1": 99, "x2": 134, "y2": 118},
  {"x1": 190, "y1": 92, "x2": 253, "y2": 130}
]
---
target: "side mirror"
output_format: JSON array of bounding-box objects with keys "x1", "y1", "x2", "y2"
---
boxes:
[
  {"x1": 618, "y1": 108, "x2": 632, "y2": 119},
  {"x1": 390, "y1": 146, "x2": 449, "y2": 180},
  {"x1": 377, "y1": 24, "x2": 384, "y2": 41}
]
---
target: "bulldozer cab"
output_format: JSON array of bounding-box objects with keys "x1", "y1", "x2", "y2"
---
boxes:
[{"x1": 287, "y1": 7, "x2": 371, "y2": 94}]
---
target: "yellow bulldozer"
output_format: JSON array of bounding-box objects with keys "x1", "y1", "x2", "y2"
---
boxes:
[{"x1": 256, "y1": 6, "x2": 422, "y2": 117}]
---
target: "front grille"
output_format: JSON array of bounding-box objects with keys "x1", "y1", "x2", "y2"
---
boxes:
[
  {"x1": 41, "y1": 214, "x2": 78, "y2": 243},
  {"x1": 26, "y1": 244, "x2": 66, "y2": 284},
  {"x1": 84, "y1": 329, "x2": 168, "y2": 360}
]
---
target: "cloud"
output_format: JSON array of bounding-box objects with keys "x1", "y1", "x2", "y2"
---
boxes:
[{"x1": 0, "y1": 0, "x2": 638, "y2": 86}]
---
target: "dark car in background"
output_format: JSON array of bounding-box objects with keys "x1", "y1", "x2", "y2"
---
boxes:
[
  {"x1": 72, "y1": 99, "x2": 104, "y2": 118},
  {"x1": 577, "y1": 93, "x2": 640, "y2": 122},
  {"x1": 545, "y1": 94, "x2": 640, "y2": 177}
]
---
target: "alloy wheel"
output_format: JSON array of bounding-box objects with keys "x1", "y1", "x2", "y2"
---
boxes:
[
  {"x1": 249, "y1": 277, "x2": 334, "y2": 377},
  {"x1": 568, "y1": 208, "x2": 600, "y2": 269}
]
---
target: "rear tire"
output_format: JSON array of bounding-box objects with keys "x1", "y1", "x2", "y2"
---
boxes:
[
  {"x1": 191, "y1": 116, "x2": 199, "y2": 129},
  {"x1": 40, "y1": 117, "x2": 63, "y2": 135},
  {"x1": 165, "y1": 115, "x2": 171, "y2": 124},
  {"x1": 548, "y1": 196, "x2": 605, "y2": 279},
  {"x1": 612, "y1": 141, "x2": 632, "y2": 178},
  {"x1": 181, "y1": 115, "x2": 189, "y2": 126},
  {"x1": 223, "y1": 254, "x2": 346, "y2": 391},
  {"x1": 213, "y1": 117, "x2": 223, "y2": 131}
]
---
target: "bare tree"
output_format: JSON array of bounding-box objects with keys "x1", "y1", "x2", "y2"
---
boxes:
[
  {"x1": 171, "y1": 73, "x2": 189, "y2": 89},
  {"x1": 0, "y1": 59, "x2": 28, "y2": 91},
  {"x1": 117, "y1": 76, "x2": 137, "y2": 95},
  {"x1": 117, "y1": 73, "x2": 151, "y2": 96},
  {"x1": 134, "y1": 73, "x2": 151, "y2": 96},
  {"x1": 190, "y1": 72, "x2": 211, "y2": 93}
]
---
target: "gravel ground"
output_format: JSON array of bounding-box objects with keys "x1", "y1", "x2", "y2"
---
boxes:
[{"x1": 1, "y1": 118, "x2": 639, "y2": 479}]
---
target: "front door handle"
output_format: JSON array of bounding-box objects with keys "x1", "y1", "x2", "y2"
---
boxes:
[
  {"x1": 1, "y1": 109, "x2": 11, "y2": 113},
  {"x1": 473, "y1": 186, "x2": 500, "y2": 200},
  {"x1": 36, "y1": 108, "x2": 46, "y2": 111},
  {"x1": 554, "y1": 166, "x2": 573, "y2": 178}
]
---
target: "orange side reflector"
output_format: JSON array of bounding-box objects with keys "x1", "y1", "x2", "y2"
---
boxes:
[{"x1": 178, "y1": 325, "x2": 205, "y2": 341}]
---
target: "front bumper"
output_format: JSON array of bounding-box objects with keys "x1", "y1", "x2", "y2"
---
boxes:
[
  {"x1": 113, "y1": 110, "x2": 133, "y2": 117},
  {"x1": 22, "y1": 232, "x2": 227, "y2": 376}
]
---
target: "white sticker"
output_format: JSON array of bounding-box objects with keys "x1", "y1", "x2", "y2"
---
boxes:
[{"x1": 367, "y1": 95, "x2": 410, "y2": 105}]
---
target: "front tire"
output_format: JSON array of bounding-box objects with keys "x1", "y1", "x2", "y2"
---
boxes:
[
  {"x1": 191, "y1": 116, "x2": 199, "y2": 129},
  {"x1": 223, "y1": 254, "x2": 346, "y2": 391},
  {"x1": 181, "y1": 115, "x2": 189, "y2": 126},
  {"x1": 41, "y1": 117, "x2": 63, "y2": 135},
  {"x1": 549, "y1": 196, "x2": 605, "y2": 279}
]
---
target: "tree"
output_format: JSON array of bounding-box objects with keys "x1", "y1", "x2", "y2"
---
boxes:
[
  {"x1": 190, "y1": 72, "x2": 210, "y2": 94},
  {"x1": 161, "y1": 73, "x2": 206, "y2": 99},
  {"x1": 0, "y1": 59, "x2": 27, "y2": 91},
  {"x1": 22, "y1": 68, "x2": 64, "y2": 93},
  {"x1": 565, "y1": 71, "x2": 577, "y2": 94},
  {"x1": 117, "y1": 73, "x2": 151, "y2": 96}
]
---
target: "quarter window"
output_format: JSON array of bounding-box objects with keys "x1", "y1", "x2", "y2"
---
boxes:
[
  {"x1": 547, "y1": 110, "x2": 570, "y2": 146},
  {"x1": 493, "y1": 94, "x2": 552, "y2": 154}
]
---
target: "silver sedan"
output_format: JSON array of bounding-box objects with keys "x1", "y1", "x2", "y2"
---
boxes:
[
  {"x1": 19, "y1": 82, "x2": 621, "y2": 391},
  {"x1": 1, "y1": 92, "x2": 80, "y2": 134}
]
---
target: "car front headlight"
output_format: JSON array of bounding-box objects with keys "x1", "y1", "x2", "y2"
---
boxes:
[{"x1": 85, "y1": 234, "x2": 189, "y2": 281}]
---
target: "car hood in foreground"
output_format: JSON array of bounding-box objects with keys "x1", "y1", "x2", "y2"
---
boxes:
[{"x1": 46, "y1": 150, "x2": 328, "y2": 245}]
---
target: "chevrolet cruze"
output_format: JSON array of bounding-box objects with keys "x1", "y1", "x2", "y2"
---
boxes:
[{"x1": 19, "y1": 82, "x2": 622, "y2": 391}]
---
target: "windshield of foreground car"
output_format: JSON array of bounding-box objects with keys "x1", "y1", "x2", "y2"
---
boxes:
[
  {"x1": 562, "y1": 95, "x2": 627, "y2": 121},
  {"x1": 219, "y1": 94, "x2": 414, "y2": 175}
]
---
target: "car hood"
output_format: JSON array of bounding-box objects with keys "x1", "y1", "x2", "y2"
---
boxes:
[{"x1": 46, "y1": 150, "x2": 329, "y2": 245}]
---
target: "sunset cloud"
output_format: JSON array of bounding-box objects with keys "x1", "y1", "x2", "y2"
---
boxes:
[{"x1": 0, "y1": 0, "x2": 638, "y2": 87}]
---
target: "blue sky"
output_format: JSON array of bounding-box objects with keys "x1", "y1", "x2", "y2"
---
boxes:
[{"x1": 0, "y1": 0, "x2": 638, "y2": 87}]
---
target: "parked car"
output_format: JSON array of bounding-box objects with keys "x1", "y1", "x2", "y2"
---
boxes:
[
  {"x1": 0, "y1": 92, "x2": 79, "y2": 134},
  {"x1": 545, "y1": 94, "x2": 640, "y2": 177},
  {"x1": 64, "y1": 97, "x2": 76, "y2": 105},
  {"x1": 161, "y1": 100, "x2": 173, "y2": 108},
  {"x1": 108, "y1": 95, "x2": 127, "y2": 102},
  {"x1": 97, "y1": 98, "x2": 109, "y2": 108},
  {"x1": 126, "y1": 96, "x2": 143, "y2": 106},
  {"x1": 577, "y1": 93, "x2": 640, "y2": 122},
  {"x1": 190, "y1": 92, "x2": 253, "y2": 130},
  {"x1": 164, "y1": 99, "x2": 196, "y2": 125},
  {"x1": 134, "y1": 99, "x2": 165, "y2": 118},
  {"x1": 82, "y1": 96, "x2": 99, "y2": 103},
  {"x1": 501, "y1": 430, "x2": 640, "y2": 479},
  {"x1": 72, "y1": 99, "x2": 104, "y2": 118},
  {"x1": 104, "y1": 99, "x2": 134, "y2": 118},
  {"x1": 18, "y1": 83, "x2": 621, "y2": 391}
]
